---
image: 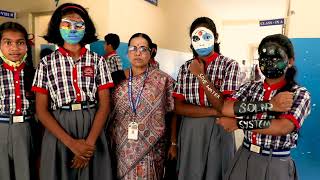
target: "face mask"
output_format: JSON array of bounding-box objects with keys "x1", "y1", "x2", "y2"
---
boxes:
[
  {"x1": 60, "y1": 19, "x2": 85, "y2": 44},
  {"x1": 0, "y1": 49, "x2": 27, "y2": 67},
  {"x1": 259, "y1": 43, "x2": 289, "y2": 79},
  {"x1": 191, "y1": 27, "x2": 215, "y2": 57}
]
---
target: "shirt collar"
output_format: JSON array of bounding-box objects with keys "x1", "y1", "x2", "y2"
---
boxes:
[
  {"x1": 58, "y1": 46, "x2": 87, "y2": 57},
  {"x1": 263, "y1": 78, "x2": 287, "y2": 91},
  {"x1": 197, "y1": 52, "x2": 219, "y2": 65},
  {"x1": 105, "y1": 50, "x2": 117, "y2": 58},
  {"x1": 2, "y1": 59, "x2": 26, "y2": 72}
]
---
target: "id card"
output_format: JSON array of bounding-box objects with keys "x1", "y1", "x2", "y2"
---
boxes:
[{"x1": 128, "y1": 122, "x2": 139, "y2": 140}]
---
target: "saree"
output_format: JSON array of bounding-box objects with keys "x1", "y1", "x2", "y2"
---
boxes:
[{"x1": 109, "y1": 68, "x2": 175, "y2": 180}]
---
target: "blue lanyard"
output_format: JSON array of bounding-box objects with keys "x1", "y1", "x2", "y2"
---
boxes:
[{"x1": 128, "y1": 68, "x2": 148, "y2": 115}]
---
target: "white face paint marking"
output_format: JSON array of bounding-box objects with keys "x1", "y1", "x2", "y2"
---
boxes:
[{"x1": 191, "y1": 27, "x2": 215, "y2": 53}]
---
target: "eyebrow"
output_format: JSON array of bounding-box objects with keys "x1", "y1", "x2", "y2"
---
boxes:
[{"x1": 2, "y1": 38, "x2": 26, "y2": 41}]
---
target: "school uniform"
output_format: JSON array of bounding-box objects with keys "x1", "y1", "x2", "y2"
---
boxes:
[
  {"x1": 32, "y1": 47, "x2": 114, "y2": 180},
  {"x1": 225, "y1": 80, "x2": 311, "y2": 180},
  {"x1": 173, "y1": 52, "x2": 241, "y2": 180},
  {"x1": 0, "y1": 59, "x2": 36, "y2": 180},
  {"x1": 104, "y1": 50, "x2": 122, "y2": 73}
]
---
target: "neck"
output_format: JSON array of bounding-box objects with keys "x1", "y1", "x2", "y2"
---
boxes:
[
  {"x1": 265, "y1": 76, "x2": 285, "y2": 85},
  {"x1": 199, "y1": 51, "x2": 214, "y2": 62},
  {"x1": 131, "y1": 66, "x2": 148, "y2": 76},
  {"x1": 63, "y1": 43, "x2": 82, "y2": 59}
]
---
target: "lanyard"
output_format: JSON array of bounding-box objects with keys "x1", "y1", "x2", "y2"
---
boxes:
[{"x1": 128, "y1": 68, "x2": 148, "y2": 115}]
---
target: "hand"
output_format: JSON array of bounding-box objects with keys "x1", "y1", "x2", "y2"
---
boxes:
[
  {"x1": 69, "y1": 139, "x2": 95, "y2": 160},
  {"x1": 189, "y1": 59, "x2": 204, "y2": 76},
  {"x1": 71, "y1": 155, "x2": 90, "y2": 169},
  {"x1": 167, "y1": 145, "x2": 177, "y2": 160},
  {"x1": 216, "y1": 117, "x2": 238, "y2": 132},
  {"x1": 270, "y1": 91, "x2": 294, "y2": 112}
]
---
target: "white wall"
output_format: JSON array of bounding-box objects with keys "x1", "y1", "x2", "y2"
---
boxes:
[
  {"x1": 161, "y1": 0, "x2": 222, "y2": 52},
  {"x1": 288, "y1": 0, "x2": 320, "y2": 37},
  {"x1": 105, "y1": 0, "x2": 166, "y2": 46}
]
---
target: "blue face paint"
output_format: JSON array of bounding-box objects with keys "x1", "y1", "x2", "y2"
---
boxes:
[
  {"x1": 60, "y1": 29, "x2": 85, "y2": 44},
  {"x1": 194, "y1": 45, "x2": 214, "y2": 57}
]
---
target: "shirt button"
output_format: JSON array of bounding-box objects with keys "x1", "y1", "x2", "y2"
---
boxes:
[
  {"x1": 267, "y1": 87, "x2": 271, "y2": 90},
  {"x1": 17, "y1": 95, "x2": 20, "y2": 98},
  {"x1": 74, "y1": 80, "x2": 77, "y2": 82},
  {"x1": 253, "y1": 135, "x2": 256, "y2": 137},
  {"x1": 77, "y1": 93, "x2": 80, "y2": 96},
  {"x1": 15, "y1": 81, "x2": 19, "y2": 84},
  {"x1": 17, "y1": 109, "x2": 20, "y2": 112},
  {"x1": 14, "y1": 69, "x2": 17, "y2": 71}
]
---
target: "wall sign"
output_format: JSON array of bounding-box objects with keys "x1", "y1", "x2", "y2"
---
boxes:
[
  {"x1": 0, "y1": 10, "x2": 16, "y2": 19},
  {"x1": 259, "y1": 18, "x2": 285, "y2": 26},
  {"x1": 145, "y1": 0, "x2": 158, "y2": 6}
]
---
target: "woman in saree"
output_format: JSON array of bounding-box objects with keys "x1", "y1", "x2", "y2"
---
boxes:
[{"x1": 108, "y1": 33, "x2": 177, "y2": 180}]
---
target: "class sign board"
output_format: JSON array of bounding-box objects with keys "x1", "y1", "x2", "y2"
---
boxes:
[
  {"x1": 0, "y1": 10, "x2": 16, "y2": 19},
  {"x1": 145, "y1": 0, "x2": 158, "y2": 6},
  {"x1": 259, "y1": 18, "x2": 284, "y2": 26}
]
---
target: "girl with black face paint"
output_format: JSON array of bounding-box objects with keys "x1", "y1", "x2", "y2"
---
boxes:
[
  {"x1": 32, "y1": 3, "x2": 113, "y2": 180},
  {"x1": 217, "y1": 34, "x2": 311, "y2": 180}
]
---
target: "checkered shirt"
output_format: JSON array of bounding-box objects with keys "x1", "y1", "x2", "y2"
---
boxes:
[
  {"x1": 173, "y1": 53, "x2": 241, "y2": 106},
  {"x1": 231, "y1": 80, "x2": 311, "y2": 149},
  {"x1": 105, "y1": 51, "x2": 122, "y2": 73},
  {"x1": 0, "y1": 61, "x2": 32, "y2": 115},
  {"x1": 32, "y1": 47, "x2": 114, "y2": 110}
]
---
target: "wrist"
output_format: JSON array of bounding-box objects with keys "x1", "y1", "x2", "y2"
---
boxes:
[
  {"x1": 64, "y1": 136, "x2": 75, "y2": 149},
  {"x1": 86, "y1": 137, "x2": 96, "y2": 146}
]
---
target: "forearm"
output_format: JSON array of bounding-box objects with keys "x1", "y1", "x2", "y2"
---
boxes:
[
  {"x1": 86, "y1": 89, "x2": 110, "y2": 145},
  {"x1": 37, "y1": 108, "x2": 74, "y2": 148},
  {"x1": 252, "y1": 118, "x2": 295, "y2": 136},
  {"x1": 236, "y1": 118, "x2": 295, "y2": 136},
  {"x1": 86, "y1": 105, "x2": 109, "y2": 145},
  {"x1": 222, "y1": 100, "x2": 273, "y2": 117},
  {"x1": 175, "y1": 101, "x2": 221, "y2": 117},
  {"x1": 196, "y1": 73, "x2": 224, "y2": 111},
  {"x1": 170, "y1": 113, "x2": 177, "y2": 143}
]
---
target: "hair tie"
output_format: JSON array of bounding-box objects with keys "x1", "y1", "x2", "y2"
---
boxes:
[{"x1": 62, "y1": 6, "x2": 86, "y2": 14}]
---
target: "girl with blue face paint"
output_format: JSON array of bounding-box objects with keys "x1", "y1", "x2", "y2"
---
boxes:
[
  {"x1": 191, "y1": 27, "x2": 215, "y2": 57},
  {"x1": 174, "y1": 17, "x2": 241, "y2": 180},
  {"x1": 33, "y1": 3, "x2": 114, "y2": 180}
]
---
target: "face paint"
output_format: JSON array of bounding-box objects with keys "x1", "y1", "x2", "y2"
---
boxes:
[
  {"x1": 60, "y1": 18, "x2": 85, "y2": 44},
  {"x1": 258, "y1": 43, "x2": 289, "y2": 79},
  {"x1": 191, "y1": 27, "x2": 215, "y2": 57}
]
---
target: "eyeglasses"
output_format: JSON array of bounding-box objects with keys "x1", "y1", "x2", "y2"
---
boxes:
[
  {"x1": 60, "y1": 18, "x2": 85, "y2": 30},
  {"x1": 128, "y1": 46, "x2": 151, "y2": 54},
  {"x1": 1, "y1": 39, "x2": 27, "y2": 49}
]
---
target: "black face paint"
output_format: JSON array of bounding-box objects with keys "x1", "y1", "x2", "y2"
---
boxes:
[{"x1": 259, "y1": 43, "x2": 289, "y2": 79}]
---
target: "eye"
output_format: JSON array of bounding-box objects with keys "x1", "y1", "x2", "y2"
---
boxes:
[
  {"x1": 4, "y1": 41, "x2": 12, "y2": 46},
  {"x1": 203, "y1": 33, "x2": 213, "y2": 41},
  {"x1": 128, "y1": 46, "x2": 137, "y2": 52},
  {"x1": 18, "y1": 41, "x2": 26, "y2": 46},
  {"x1": 75, "y1": 22, "x2": 85, "y2": 29},
  {"x1": 139, "y1": 46, "x2": 149, "y2": 53},
  {"x1": 192, "y1": 35, "x2": 200, "y2": 42}
]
